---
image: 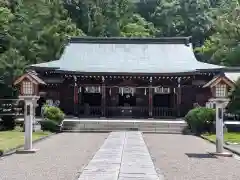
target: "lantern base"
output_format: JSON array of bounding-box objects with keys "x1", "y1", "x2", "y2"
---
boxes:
[
  {"x1": 16, "y1": 148, "x2": 39, "y2": 154},
  {"x1": 19, "y1": 95, "x2": 40, "y2": 101},
  {"x1": 208, "y1": 151, "x2": 233, "y2": 157}
]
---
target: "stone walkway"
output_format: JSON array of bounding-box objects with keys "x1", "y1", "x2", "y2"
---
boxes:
[{"x1": 78, "y1": 132, "x2": 161, "y2": 180}]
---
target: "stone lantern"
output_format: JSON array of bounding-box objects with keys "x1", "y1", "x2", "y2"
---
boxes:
[
  {"x1": 203, "y1": 73, "x2": 233, "y2": 156},
  {"x1": 14, "y1": 71, "x2": 45, "y2": 153}
]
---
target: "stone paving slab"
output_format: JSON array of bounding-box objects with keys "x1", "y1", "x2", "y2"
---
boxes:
[
  {"x1": 78, "y1": 172, "x2": 118, "y2": 180},
  {"x1": 78, "y1": 132, "x2": 125, "y2": 180},
  {"x1": 118, "y1": 174, "x2": 160, "y2": 180},
  {"x1": 78, "y1": 131, "x2": 162, "y2": 180},
  {"x1": 120, "y1": 132, "x2": 159, "y2": 177}
]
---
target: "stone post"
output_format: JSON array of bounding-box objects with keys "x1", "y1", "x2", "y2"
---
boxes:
[
  {"x1": 17, "y1": 96, "x2": 39, "y2": 153},
  {"x1": 215, "y1": 102, "x2": 224, "y2": 153},
  {"x1": 24, "y1": 100, "x2": 33, "y2": 150},
  {"x1": 210, "y1": 99, "x2": 232, "y2": 157}
]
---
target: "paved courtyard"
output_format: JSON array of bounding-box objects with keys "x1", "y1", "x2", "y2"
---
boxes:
[
  {"x1": 0, "y1": 133, "x2": 108, "y2": 180},
  {"x1": 144, "y1": 134, "x2": 240, "y2": 180},
  {"x1": 1, "y1": 132, "x2": 240, "y2": 180}
]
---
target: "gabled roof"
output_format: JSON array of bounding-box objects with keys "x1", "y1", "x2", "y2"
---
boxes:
[
  {"x1": 225, "y1": 72, "x2": 240, "y2": 83},
  {"x1": 14, "y1": 71, "x2": 46, "y2": 86},
  {"x1": 30, "y1": 37, "x2": 223, "y2": 74},
  {"x1": 203, "y1": 75, "x2": 235, "y2": 88},
  {"x1": 203, "y1": 71, "x2": 240, "y2": 88}
]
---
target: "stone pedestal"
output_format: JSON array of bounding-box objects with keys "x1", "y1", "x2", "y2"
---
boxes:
[
  {"x1": 216, "y1": 104, "x2": 224, "y2": 153},
  {"x1": 209, "y1": 98, "x2": 232, "y2": 157},
  {"x1": 17, "y1": 96, "x2": 40, "y2": 154}
]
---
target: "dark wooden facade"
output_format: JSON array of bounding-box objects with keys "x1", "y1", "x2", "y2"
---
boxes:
[{"x1": 34, "y1": 70, "x2": 217, "y2": 118}]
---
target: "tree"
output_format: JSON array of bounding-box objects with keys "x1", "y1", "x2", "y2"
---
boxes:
[
  {"x1": 64, "y1": 0, "x2": 154, "y2": 37},
  {"x1": 151, "y1": 0, "x2": 214, "y2": 46},
  {"x1": 0, "y1": 7, "x2": 14, "y2": 53},
  {"x1": 0, "y1": 48, "x2": 26, "y2": 85},
  {"x1": 196, "y1": 0, "x2": 240, "y2": 65},
  {"x1": 0, "y1": 0, "x2": 84, "y2": 97},
  {"x1": 121, "y1": 14, "x2": 156, "y2": 37},
  {"x1": 8, "y1": 0, "x2": 84, "y2": 64},
  {"x1": 228, "y1": 78, "x2": 240, "y2": 115}
]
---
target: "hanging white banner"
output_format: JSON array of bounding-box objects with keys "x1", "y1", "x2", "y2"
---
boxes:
[
  {"x1": 118, "y1": 87, "x2": 135, "y2": 95},
  {"x1": 84, "y1": 86, "x2": 101, "y2": 93},
  {"x1": 154, "y1": 87, "x2": 170, "y2": 94}
]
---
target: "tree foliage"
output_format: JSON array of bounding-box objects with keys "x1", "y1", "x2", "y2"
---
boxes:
[
  {"x1": 0, "y1": 0, "x2": 83, "y2": 96},
  {"x1": 228, "y1": 78, "x2": 240, "y2": 115},
  {"x1": 196, "y1": 0, "x2": 240, "y2": 65},
  {"x1": 0, "y1": 0, "x2": 240, "y2": 97}
]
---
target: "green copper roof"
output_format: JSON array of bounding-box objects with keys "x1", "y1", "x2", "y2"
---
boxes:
[{"x1": 30, "y1": 37, "x2": 223, "y2": 74}]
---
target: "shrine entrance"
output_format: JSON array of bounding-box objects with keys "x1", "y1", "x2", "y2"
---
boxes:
[
  {"x1": 152, "y1": 87, "x2": 176, "y2": 117},
  {"x1": 83, "y1": 93, "x2": 101, "y2": 106},
  {"x1": 153, "y1": 94, "x2": 171, "y2": 107},
  {"x1": 118, "y1": 94, "x2": 136, "y2": 107},
  {"x1": 76, "y1": 83, "x2": 177, "y2": 118}
]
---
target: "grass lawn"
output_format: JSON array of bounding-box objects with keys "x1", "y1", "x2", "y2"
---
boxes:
[
  {"x1": 202, "y1": 132, "x2": 240, "y2": 143},
  {"x1": 0, "y1": 127, "x2": 51, "y2": 152}
]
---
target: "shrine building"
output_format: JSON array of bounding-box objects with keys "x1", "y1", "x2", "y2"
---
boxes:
[{"x1": 15, "y1": 37, "x2": 239, "y2": 118}]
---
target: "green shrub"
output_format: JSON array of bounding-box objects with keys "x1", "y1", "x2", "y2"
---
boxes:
[
  {"x1": 15, "y1": 120, "x2": 24, "y2": 127},
  {"x1": 185, "y1": 107, "x2": 215, "y2": 134},
  {"x1": 1, "y1": 115, "x2": 16, "y2": 130},
  {"x1": 227, "y1": 78, "x2": 240, "y2": 115},
  {"x1": 43, "y1": 105, "x2": 64, "y2": 123},
  {"x1": 39, "y1": 120, "x2": 59, "y2": 132}
]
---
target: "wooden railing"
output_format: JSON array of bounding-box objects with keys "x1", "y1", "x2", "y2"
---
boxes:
[
  {"x1": 78, "y1": 106, "x2": 102, "y2": 117},
  {"x1": 105, "y1": 106, "x2": 149, "y2": 118},
  {"x1": 77, "y1": 106, "x2": 176, "y2": 118},
  {"x1": 153, "y1": 107, "x2": 176, "y2": 118}
]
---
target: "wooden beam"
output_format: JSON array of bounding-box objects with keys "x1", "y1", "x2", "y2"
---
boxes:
[
  {"x1": 177, "y1": 77, "x2": 182, "y2": 117},
  {"x1": 148, "y1": 77, "x2": 153, "y2": 118},
  {"x1": 73, "y1": 76, "x2": 78, "y2": 116},
  {"x1": 101, "y1": 76, "x2": 106, "y2": 117}
]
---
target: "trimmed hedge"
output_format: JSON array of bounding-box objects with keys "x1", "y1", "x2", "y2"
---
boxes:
[
  {"x1": 43, "y1": 105, "x2": 64, "y2": 123},
  {"x1": 39, "y1": 120, "x2": 60, "y2": 133},
  {"x1": 1, "y1": 115, "x2": 16, "y2": 130},
  {"x1": 185, "y1": 107, "x2": 215, "y2": 134}
]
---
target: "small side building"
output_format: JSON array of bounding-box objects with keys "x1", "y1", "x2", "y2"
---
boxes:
[{"x1": 204, "y1": 72, "x2": 240, "y2": 109}]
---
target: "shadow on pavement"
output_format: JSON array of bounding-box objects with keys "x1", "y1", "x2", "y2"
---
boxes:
[{"x1": 185, "y1": 153, "x2": 217, "y2": 159}]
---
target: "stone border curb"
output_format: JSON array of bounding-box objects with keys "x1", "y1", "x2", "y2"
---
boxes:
[
  {"x1": 225, "y1": 142, "x2": 240, "y2": 145},
  {"x1": 200, "y1": 135, "x2": 240, "y2": 156},
  {"x1": 0, "y1": 133, "x2": 57, "y2": 157}
]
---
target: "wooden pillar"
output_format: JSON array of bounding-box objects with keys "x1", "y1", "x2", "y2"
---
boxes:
[
  {"x1": 177, "y1": 77, "x2": 181, "y2": 117},
  {"x1": 78, "y1": 86, "x2": 82, "y2": 105},
  {"x1": 148, "y1": 77, "x2": 153, "y2": 118},
  {"x1": 73, "y1": 75, "x2": 78, "y2": 116},
  {"x1": 101, "y1": 76, "x2": 106, "y2": 117}
]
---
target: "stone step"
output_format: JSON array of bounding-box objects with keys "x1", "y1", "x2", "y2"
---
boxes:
[{"x1": 61, "y1": 119, "x2": 187, "y2": 134}]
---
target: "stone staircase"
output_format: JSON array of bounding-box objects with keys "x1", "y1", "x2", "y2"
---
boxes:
[{"x1": 60, "y1": 119, "x2": 187, "y2": 134}]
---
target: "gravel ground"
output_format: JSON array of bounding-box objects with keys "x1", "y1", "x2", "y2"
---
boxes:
[
  {"x1": 144, "y1": 134, "x2": 240, "y2": 180},
  {"x1": 0, "y1": 133, "x2": 108, "y2": 180}
]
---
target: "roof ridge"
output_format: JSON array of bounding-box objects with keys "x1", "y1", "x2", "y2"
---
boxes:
[{"x1": 69, "y1": 36, "x2": 191, "y2": 45}]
